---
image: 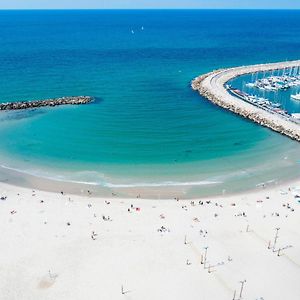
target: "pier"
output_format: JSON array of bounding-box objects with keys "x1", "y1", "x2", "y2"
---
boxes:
[
  {"x1": 0, "y1": 96, "x2": 93, "y2": 111},
  {"x1": 191, "y1": 60, "x2": 300, "y2": 142}
]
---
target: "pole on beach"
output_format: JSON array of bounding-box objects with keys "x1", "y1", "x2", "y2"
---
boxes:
[
  {"x1": 208, "y1": 264, "x2": 212, "y2": 273},
  {"x1": 232, "y1": 290, "x2": 236, "y2": 300},
  {"x1": 272, "y1": 228, "x2": 280, "y2": 252},
  {"x1": 277, "y1": 248, "x2": 281, "y2": 257},
  {"x1": 121, "y1": 285, "x2": 124, "y2": 295},
  {"x1": 202, "y1": 246, "x2": 208, "y2": 268},
  {"x1": 268, "y1": 240, "x2": 271, "y2": 249},
  {"x1": 239, "y1": 280, "x2": 246, "y2": 299},
  {"x1": 184, "y1": 235, "x2": 187, "y2": 245}
]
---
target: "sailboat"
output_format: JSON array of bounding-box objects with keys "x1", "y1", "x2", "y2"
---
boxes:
[{"x1": 291, "y1": 84, "x2": 300, "y2": 101}]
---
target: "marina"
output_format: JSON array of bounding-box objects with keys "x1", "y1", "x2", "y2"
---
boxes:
[
  {"x1": 192, "y1": 60, "x2": 300, "y2": 142},
  {"x1": 246, "y1": 66, "x2": 300, "y2": 92},
  {"x1": 226, "y1": 86, "x2": 299, "y2": 124}
]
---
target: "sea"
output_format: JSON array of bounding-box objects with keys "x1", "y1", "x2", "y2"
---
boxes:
[{"x1": 0, "y1": 9, "x2": 300, "y2": 198}]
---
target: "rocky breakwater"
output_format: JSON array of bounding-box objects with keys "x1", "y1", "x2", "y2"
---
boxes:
[
  {"x1": 0, "y1": 96, "x2": 93, "y2": 111},
  {"x1": 191, "y1": 60, "x2": 300, "y2": 142}
]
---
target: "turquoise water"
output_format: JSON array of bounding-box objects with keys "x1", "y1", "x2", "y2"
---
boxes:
[{"x1": 0, "y1": 10, "x2": 300, "y2": 196}]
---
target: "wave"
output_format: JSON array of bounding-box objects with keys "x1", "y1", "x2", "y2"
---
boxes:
[
  {"x1": 102, "y1": 180, "x2": 220, "y2": 188},
  {"x1": 0, "y1": 164, "x2": 221, "y2": 188}
]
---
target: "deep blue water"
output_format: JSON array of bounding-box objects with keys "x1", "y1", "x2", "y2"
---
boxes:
[{"x1": 0, "y1": 10, "x2": 299, "y2": 196}]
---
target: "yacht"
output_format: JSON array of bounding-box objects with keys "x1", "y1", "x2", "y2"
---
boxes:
[{"x1": 291, "y1": 93, "x2": 300, "y2": 101}]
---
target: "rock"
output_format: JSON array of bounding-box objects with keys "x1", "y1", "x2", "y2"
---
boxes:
[{"x1": 0, "y1": 96, "x2": 93, "y2": 111}]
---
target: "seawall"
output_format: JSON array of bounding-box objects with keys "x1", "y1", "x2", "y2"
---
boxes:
[
  {"x1": 191, "y1": 60, "x2": 300, "y2": 142},
  {"x1": 0, "y1": 96, "x2": 93, "y2": 111}
]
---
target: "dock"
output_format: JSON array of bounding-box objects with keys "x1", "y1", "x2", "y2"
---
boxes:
[
  {"x1": 0, "y1": 96, "x2": 93, "y2": 111},
  {"x1": 191, "y1": 60, "x2": 300, "y2": 142}
]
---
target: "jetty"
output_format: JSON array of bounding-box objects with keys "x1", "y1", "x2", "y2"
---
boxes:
[
  {"x1": 191, "y1": 60, "x2": 300, "y2": 142},
  {"x1": 0, "y1": 96, "x2": 93, "y2": 111}
]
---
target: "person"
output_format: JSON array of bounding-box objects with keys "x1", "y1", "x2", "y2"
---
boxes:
[{"x1": 91, "y1": 231, "x2": 97, "y2": 240}]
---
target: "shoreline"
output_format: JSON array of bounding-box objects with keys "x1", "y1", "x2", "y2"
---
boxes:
[
  {"x1": 0, "y1": 160, "x2": 299, "y2": 200},
  {"x1": 1, "y1": 173, "x2": 300, "y2": 200},
  {"x1": 191, "y1": 60, "x2": 300, "y2": 142},
  {"x1": 1, "y1": 61, "x2": 300, "y2": 201}
]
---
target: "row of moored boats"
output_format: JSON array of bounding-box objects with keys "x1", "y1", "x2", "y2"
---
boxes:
[
  {"x1": 226, "y1": 85, "x2": 300, "y2": 122},
  {"x1": 245, "y1": 67, "x2": 300, "y2": 101}
]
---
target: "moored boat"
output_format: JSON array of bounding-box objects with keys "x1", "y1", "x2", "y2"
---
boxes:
[{"x1": 291, "y1": 93, "x2": 300, "y2": 101}]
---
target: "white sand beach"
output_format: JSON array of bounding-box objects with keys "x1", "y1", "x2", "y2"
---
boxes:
[{"x1": 1, "y1": 180, "x2": 300, "y2": 300}]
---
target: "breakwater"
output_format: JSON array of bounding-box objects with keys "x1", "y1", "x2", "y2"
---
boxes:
[
  {"x1": 191, "y1": 60, "x2": 300, "y2": 142},
  {"x1": 0, "y1": 96, "x2": 93, "y2": 111}
]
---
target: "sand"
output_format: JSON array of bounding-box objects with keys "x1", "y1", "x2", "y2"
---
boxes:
[{"x1": 0, "y1": 180, "x2": 300, "y2": 300}]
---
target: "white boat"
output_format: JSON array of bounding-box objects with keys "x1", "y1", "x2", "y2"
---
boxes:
[
  {"x1": 291, "y1": 93, "x2": 300, "y2": 101},
  {"x1": 291, "y1": 113, "x2": 300, "y2": 120}
]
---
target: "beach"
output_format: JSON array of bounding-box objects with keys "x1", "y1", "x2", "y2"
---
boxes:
[
  {"x1": 1, "y1": 179, "x2": 300, "y2": 299},
  {"x1": 1, "y1": 9, "x2": 300, "y2": 300}
]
